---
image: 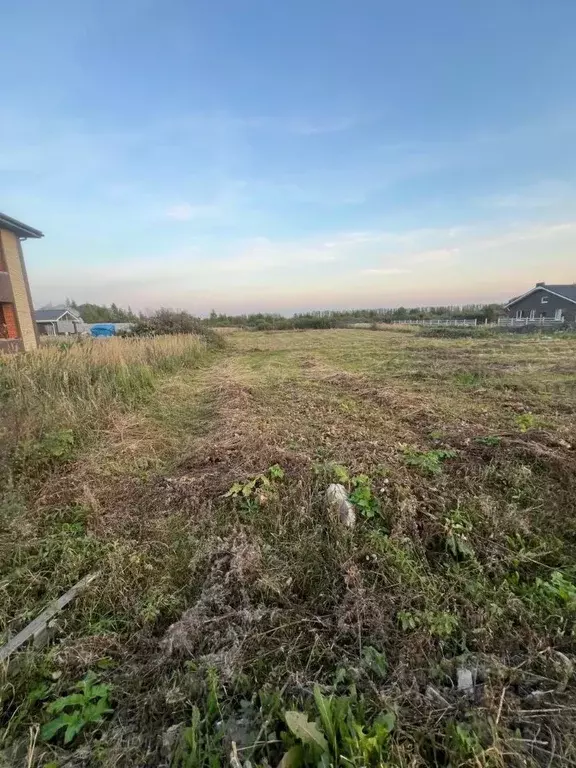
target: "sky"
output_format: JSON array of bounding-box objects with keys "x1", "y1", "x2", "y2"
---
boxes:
[{"x1": 2, "y1": 0, "x2": 576, "y2": 315}]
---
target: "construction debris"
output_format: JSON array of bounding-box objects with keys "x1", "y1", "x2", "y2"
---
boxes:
[{"x1": 0, "y1": 572, "x2": 99, "y2": 663}]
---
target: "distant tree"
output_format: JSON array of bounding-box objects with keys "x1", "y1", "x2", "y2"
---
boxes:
[{"x1": 66, "y1": 300, "x2": 139, "y2": 324}]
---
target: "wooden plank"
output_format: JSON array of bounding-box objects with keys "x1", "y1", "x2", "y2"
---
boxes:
[{"x1": 0, "y1": 572, "x2": 99, "y2": 663}]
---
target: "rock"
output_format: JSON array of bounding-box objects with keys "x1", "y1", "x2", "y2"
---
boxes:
[
  {"x1": 326, "y1": 484, "x2": 356, "y2": 528},
  {"x1": 457, "y1": 667, "x2": 475, "y2": 693}
]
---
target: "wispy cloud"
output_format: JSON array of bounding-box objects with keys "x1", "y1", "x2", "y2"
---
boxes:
[
  {"x1": 27, "y1": 216, "x2": 576, "y2": 314},
  {"x1": 217, "y1": 237, "x2": 340, "y2": 272}
]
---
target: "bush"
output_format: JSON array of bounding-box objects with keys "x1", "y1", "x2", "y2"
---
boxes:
[{"x1": 126, "y1": 309, "x2": 225, "y2": 348}]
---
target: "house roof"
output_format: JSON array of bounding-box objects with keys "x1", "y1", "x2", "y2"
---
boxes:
[
  {"x1": 0, "y1": 213, "x2": 43, "y2": 239},
  {"x1": 35, "y1": 307, "x2": 83, "y2": 322},
  {"x1": 506, "y1": 284, "x2": 576, "y2": 308}
]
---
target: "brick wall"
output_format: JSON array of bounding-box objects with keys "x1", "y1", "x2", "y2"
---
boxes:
[
  {"x1": 0, "y1": 303, "x2": 19, "y2": 338},
  {"x1": 0, "y1": 229, "x2": 37, "y2": 350}
]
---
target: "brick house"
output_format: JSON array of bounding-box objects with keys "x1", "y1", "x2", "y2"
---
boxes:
[{"x1": 0, "y1": 213, "x2": 43, "y2": 352}]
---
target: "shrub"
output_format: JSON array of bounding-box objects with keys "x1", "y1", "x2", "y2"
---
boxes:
[{"x1": 127, "y1": 309, "x2": 225, "y2": 348}]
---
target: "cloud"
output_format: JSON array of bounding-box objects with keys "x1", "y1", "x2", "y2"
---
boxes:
[{"x1": 217, "y1": 237, "x2": 341, "y2": 272}]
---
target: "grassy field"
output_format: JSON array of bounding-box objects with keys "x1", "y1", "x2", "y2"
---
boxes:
[{"x1": 1, "y1": 328, "x2": 576, "y2": 767}]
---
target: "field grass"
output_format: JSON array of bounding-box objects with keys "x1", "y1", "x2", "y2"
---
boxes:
[{"x1": 1, "y1": 328, "x2": 576, "y2": 767}]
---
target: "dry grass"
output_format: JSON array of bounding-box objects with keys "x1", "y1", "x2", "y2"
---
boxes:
[
  {"x1": 0, "y1": 334, "x2": 213, "y2": 472},
  {"x1": 2, "y1": 328, "x2": 576, "y2": 767}
]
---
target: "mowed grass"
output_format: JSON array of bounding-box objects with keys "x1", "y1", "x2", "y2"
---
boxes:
[{"x1": 2, "y1": 328, "x2": 576, "y2": 767}]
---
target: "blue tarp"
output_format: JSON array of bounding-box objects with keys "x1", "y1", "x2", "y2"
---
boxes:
[{"x1": 90, "y1": 324, "x2": 116, "y2": 337}]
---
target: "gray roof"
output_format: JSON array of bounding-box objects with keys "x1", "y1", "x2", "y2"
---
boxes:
[
  {"x1": 506, "y1": 283, "x2": 576, "y2": 307},
  {"x1": 35, "y1": 307, "x2": 83, "y2": 322},
  {"x1": 0, "y1": 212, "x2": 43, "y2": 239},
  {"x1": 544, "y1": 284, "x2": 576, "y2": 302}
]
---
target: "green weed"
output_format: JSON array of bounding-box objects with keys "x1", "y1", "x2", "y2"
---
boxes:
[
  {"x1": 14, "y1": 428, "x2": 76, "y2": 474},
  {"x1": 282, "y1": 684, "x2": 396, "y2": 767},
  {"x1": 402, "y1": 447, "x2": 458, "y2": 475},
  {"x1": 41, "y1": 671, "x2": 113, "y2": 745},
  {"x1": 514, "y1": 412, "x2": 537, "y2": 433},
  {"x1": 349, "y1": 474, "x2": 380, "y2": 519},
  {"x1": 475, "y1": 435, "x2": 502, "y2": 447},
  {"x1": 445, "y1": 722, "x2": 484, "y2": 764},
  {"x1": 361, "y1": 646, "x2": 388, "y2": 679},
  {"x1": 454, "y1": 371, "x2": 484, "y2": 387},
  {"x1": 443, "y1": 508, "x2": 475, "y2": 560},
  {"x1": 535, "y1": 570, "x2": 576, "y2": 608},
  {"x1": 397, "y1": 609, "x2": 459, "y2": 639},
  {"x1": 225, "y1": 463, "x2": 285, "y2": 500},
  {"x1": 172, "y1": 669, "x2": 223, "y2": 768}
]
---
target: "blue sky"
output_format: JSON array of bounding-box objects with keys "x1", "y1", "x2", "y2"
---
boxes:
[{"x1": 3, "y1": 0, "x2": 576, "y2": 314}]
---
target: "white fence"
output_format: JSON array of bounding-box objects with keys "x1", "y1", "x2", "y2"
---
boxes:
[
  {"x1": 391, "y1": 317, "x2": 569, "y2": 329},
  {"x1": 392, "y1": 318, "x2": 478, "y2": 327},
  {"x1": 497, "y1": 317, "x2": 565, "y2": 328}
]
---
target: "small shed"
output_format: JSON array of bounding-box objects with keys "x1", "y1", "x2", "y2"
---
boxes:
[{"x1": 35, "y1": 307, "x2": 86, "y2": 336}]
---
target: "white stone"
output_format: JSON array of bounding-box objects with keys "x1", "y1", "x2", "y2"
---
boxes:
[{"x1": 326, "y1": 484, "x2": 356, "y2": 528}]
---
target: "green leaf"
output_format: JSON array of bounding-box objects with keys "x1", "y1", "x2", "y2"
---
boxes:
[
  {"x1": 375, "y1": 711, "x2": 396, "y2": 734},
  {"x1": 242, "y1": 478, "x2": 257, "y2": 497},
  {"x1": 63, "y1": 712, "x2": 85, "y2": 744},
  {"x1": 362, "y1": 646, "x2": 388, "y2": 680},
  {"x1": 268, "y1": 463, "x2": 285, "y2": 480},
  {"x1": 85, "y1": 697, "x2": 114, "y2": 720},
  {"x1": 41, "y1": 715, "x2": 69, "y2": 741},
  {"x1": 332, "y1": 464, "x2": 350, "y2": 484},
  {"x1": 86, "y1": 683, "x2": 111, "y2": 701},
  {"x1": 224, "y1": 482, "x2": 244, "y2": 498},
  {"x1": 284, "y1": 711, "x2": 328, "y2": 752},
  {"x1": 313, "y1": 685, "x2": 336, "y2": 749},
  {"x1": 278, "y1": 745, "x2": 304, "y2": 768},
  {"x1": 46, "y1": 693, "x2": 85, "y2": 714}
]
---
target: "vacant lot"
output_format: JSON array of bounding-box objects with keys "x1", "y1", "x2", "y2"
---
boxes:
[{"x1": 1, "y1": 328, "x2": 576, "y2": 767}]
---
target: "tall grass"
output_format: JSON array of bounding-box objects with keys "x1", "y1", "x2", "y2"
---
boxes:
[{"x1": 0, "y1": 335, "x2": 214, "y2": 465}]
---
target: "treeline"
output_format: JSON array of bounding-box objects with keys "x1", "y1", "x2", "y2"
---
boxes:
[
  {"x1": 66, "y1": 300, "x2": 140, "y2": 324},
  {"x1": 61, "y1": 302, "x2": 505, "y2": 331},
  {"x1": 206, "y1": 304, "x2": 505, "y2": 330}
]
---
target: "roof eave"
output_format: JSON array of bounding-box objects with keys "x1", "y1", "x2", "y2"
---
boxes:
[
  {"x1": 505, "y1": 286, "x2": 576, "y2": 308},
  {"x1": 0, "y1": 212, "x2": 44, "y2": 239}
]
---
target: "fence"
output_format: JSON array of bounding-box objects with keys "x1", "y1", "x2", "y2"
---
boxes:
[
  {"x1": 392, "y1": 318, "x2": 478, "y2": 327},
  {"x1": 497, "y1": 317, "x2": 565, "y2": 328}
]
